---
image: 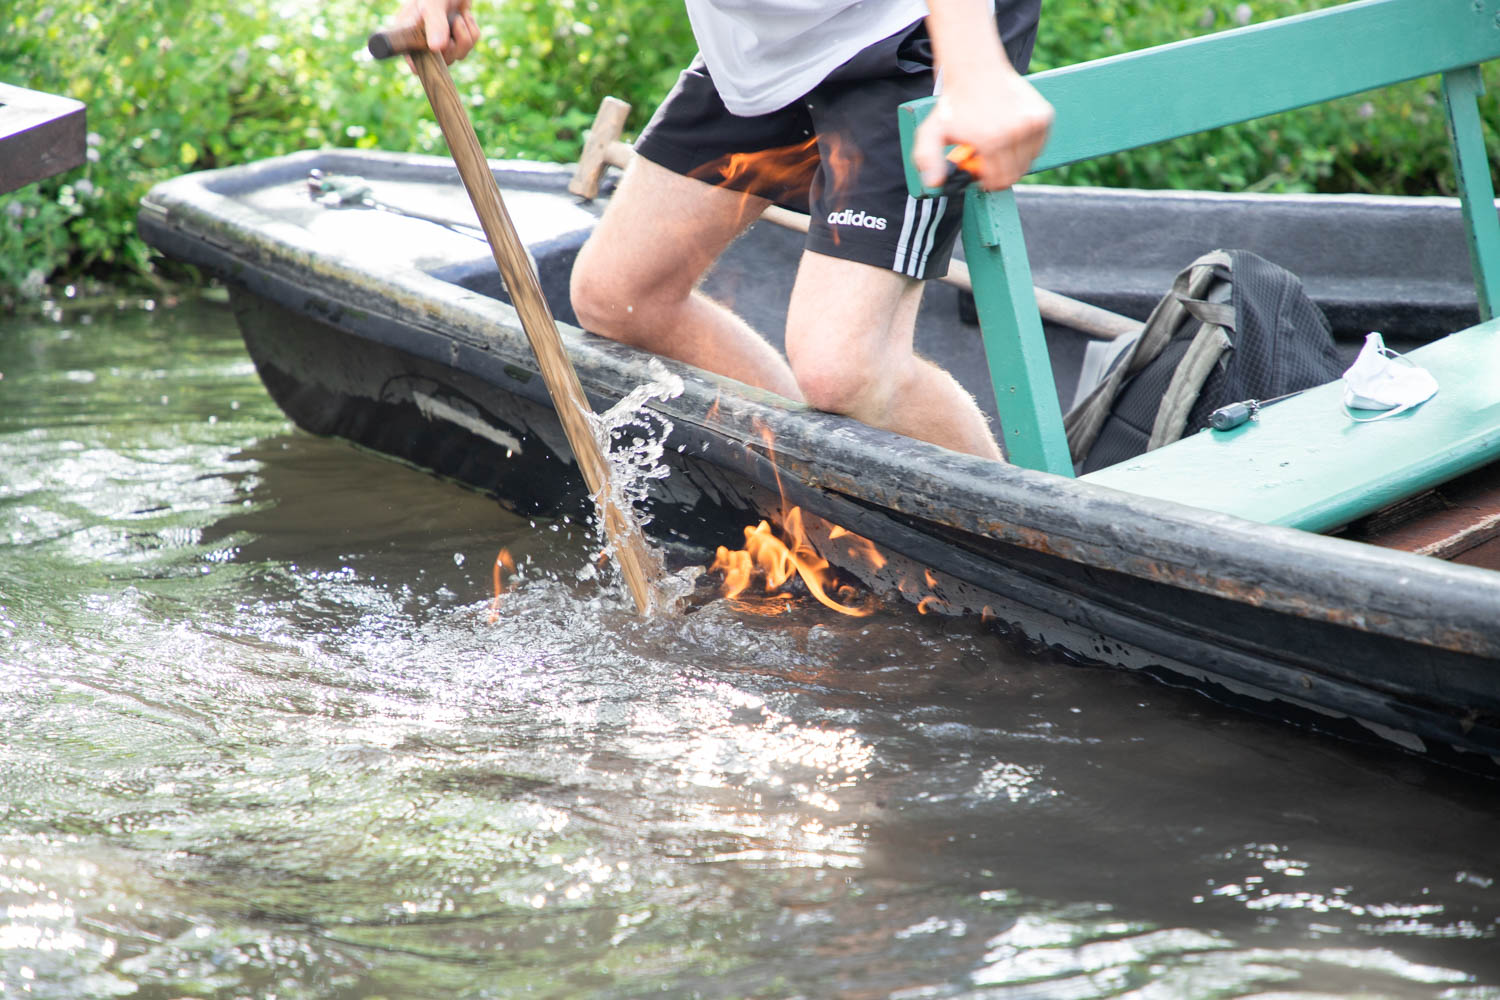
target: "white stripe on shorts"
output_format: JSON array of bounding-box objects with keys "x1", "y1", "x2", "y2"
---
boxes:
[
  {"x1": 893, "y1": 70, "x2": 946, "y2": 277},
  {"x1": 903, "y1": 198, "x2": 935, "y2": 276},
  {"x1": 914, "y1": 195, "x2": 948, "y2": 276},
  {"x1": 893, "y1": 196, "x2": 920, "y2": 275}
]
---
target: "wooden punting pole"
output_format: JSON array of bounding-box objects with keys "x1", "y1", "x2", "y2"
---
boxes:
[{"x1": 369, "y1": 25, "x2": 664, "y2": 615}]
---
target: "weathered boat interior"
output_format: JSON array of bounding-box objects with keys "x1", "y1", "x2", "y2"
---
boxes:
[{"x1": 145, "y1": 146, "x2": 1500, "y2": 576}]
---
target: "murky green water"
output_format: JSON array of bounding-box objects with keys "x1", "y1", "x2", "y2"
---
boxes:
[{"x1": 2, "y1": 293, "x2": 1498, "y2": 999}]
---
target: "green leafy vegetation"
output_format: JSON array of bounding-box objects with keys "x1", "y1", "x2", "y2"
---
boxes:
[{"x1": 2, "y1": 0, "x2": 1495, "y2": 303}]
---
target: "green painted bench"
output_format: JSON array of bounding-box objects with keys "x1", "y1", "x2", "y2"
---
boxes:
[{"x1": 899, "y1": 0, "x2": 1500, "y2": 499}]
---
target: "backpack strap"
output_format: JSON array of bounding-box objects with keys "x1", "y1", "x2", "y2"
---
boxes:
[
  {"x1": 1065, "y1": 249, "x2": 1232, "y2": 463},
  {"x1": 1147, "y1": 324, "x2": 1234, "y2": 449},
  {"x1": 1177, "y1": 296, "x2": 1236, "y2": 330},
  {"x1": 1147, "y1": 265, "x2": 1239, "y2": 449}
]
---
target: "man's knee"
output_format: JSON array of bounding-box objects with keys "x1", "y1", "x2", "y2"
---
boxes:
[
  {"x1": 569, "y1": 244, "x2": 629, "y2": 338},
  {"x1": 784, "y1": 252, "x2": 920, "y2": 416},
  {"x1": 570, "y1": 239, "x2": 689, "y2": 349},
  {"x1": 789, "y1": 344, "x2": 880, "y2": 415}
]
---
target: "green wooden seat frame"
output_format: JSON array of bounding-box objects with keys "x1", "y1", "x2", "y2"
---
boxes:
[{"x1": 898, "y1": 0, "x2": 1500, "y2": 479}]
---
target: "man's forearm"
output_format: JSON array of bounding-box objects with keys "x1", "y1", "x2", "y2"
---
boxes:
[
  {"x1": 925, "y1": 0, "x2": 1017, "y2": 85},
  {"x1": 913, "y1": 0, "x2": 1053, "y2": 191}
]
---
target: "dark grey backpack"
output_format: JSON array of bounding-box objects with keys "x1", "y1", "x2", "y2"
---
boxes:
[{"x1": 1064, "y1": 249, "x2": 1344, "y2": 474}]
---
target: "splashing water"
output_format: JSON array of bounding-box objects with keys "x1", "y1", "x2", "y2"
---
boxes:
[
  {"x1": 586, "y1": 357, "x2": 683, "y2": 534},
  {"x1": 581, "y1": 358, "x2": 699, "y2": 611}
]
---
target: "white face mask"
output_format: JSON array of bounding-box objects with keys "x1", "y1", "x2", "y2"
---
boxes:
[{"x1": 1341, "y1": 332, "x2": 1438, "y2": 422}]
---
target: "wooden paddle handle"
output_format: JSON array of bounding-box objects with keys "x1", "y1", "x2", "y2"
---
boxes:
[
  {"x1": 370, "y1": 35, "x2": 663, "y2": 614},
  {"x1": 367, "y1": 22, "x2": 428, "y2": 60}
]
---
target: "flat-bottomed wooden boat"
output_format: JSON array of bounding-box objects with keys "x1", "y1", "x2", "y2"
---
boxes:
[{"x1": 139, "y1": 0, "x2": 1500, "y2": 768}]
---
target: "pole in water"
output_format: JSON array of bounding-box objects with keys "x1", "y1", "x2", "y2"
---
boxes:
[{"x1": 367, "y1": 23, "x2": 664, "y2": 615}]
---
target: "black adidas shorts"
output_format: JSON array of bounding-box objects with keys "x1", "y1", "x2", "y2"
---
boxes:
[{"x1": 635, "y1": 6, "x2": 1039, "y2": 281}]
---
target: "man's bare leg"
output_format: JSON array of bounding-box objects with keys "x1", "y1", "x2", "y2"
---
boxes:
[
  {"x1": 570, "y1": 156, "x2": 803, "y2": 401},
  {"x1": 785, "y1": 251, "x2": 1002, "y2": 460},
  {"x1": 572, "y1": 161, "x2": 997, "y2": 458}
]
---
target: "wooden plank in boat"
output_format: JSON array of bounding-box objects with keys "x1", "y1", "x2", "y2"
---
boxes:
[
  {"x1": 1346, "y1": 461, "x2": 1500, "y2": 564},
  {"x1": 0, "y1": 82, "x2": 86, "y2": 195}
]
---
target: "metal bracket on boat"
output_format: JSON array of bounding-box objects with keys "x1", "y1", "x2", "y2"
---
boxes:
[{"x1": 1209, "y1": 399, "x2": 1260, "y2": 431}]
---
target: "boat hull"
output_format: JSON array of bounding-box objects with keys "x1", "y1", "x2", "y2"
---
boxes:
[{"x1": 140, "y1": 149, "x2": 1500, "y2": 767}]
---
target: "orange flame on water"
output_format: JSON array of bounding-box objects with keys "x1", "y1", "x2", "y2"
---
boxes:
[
  {"x1": 711, "y1": 506, "x2": 872, "y2": 617},
  {"x1": 830, "y1": 525, "x2": 887, "y2": 573},
  {"x1": 708, "y1": 420, "x2": 882, "y2": 617},
  {"x1": 487, "y1": 547, "x2": 516, "y2": 623}
]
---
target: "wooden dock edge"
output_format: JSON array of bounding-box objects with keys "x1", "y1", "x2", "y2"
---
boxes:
[{"x1": 0, "y1": 82, "x2": 86, "y2": 195}]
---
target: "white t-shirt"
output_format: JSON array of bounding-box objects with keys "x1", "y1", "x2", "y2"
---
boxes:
[{"x1": 684, "y1": 0, "x2": 929, "y2": 116}]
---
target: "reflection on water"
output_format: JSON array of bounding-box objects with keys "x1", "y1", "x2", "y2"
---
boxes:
[{"x1": 1, "y1": 295, "x2": 1497, "y2": 999}]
